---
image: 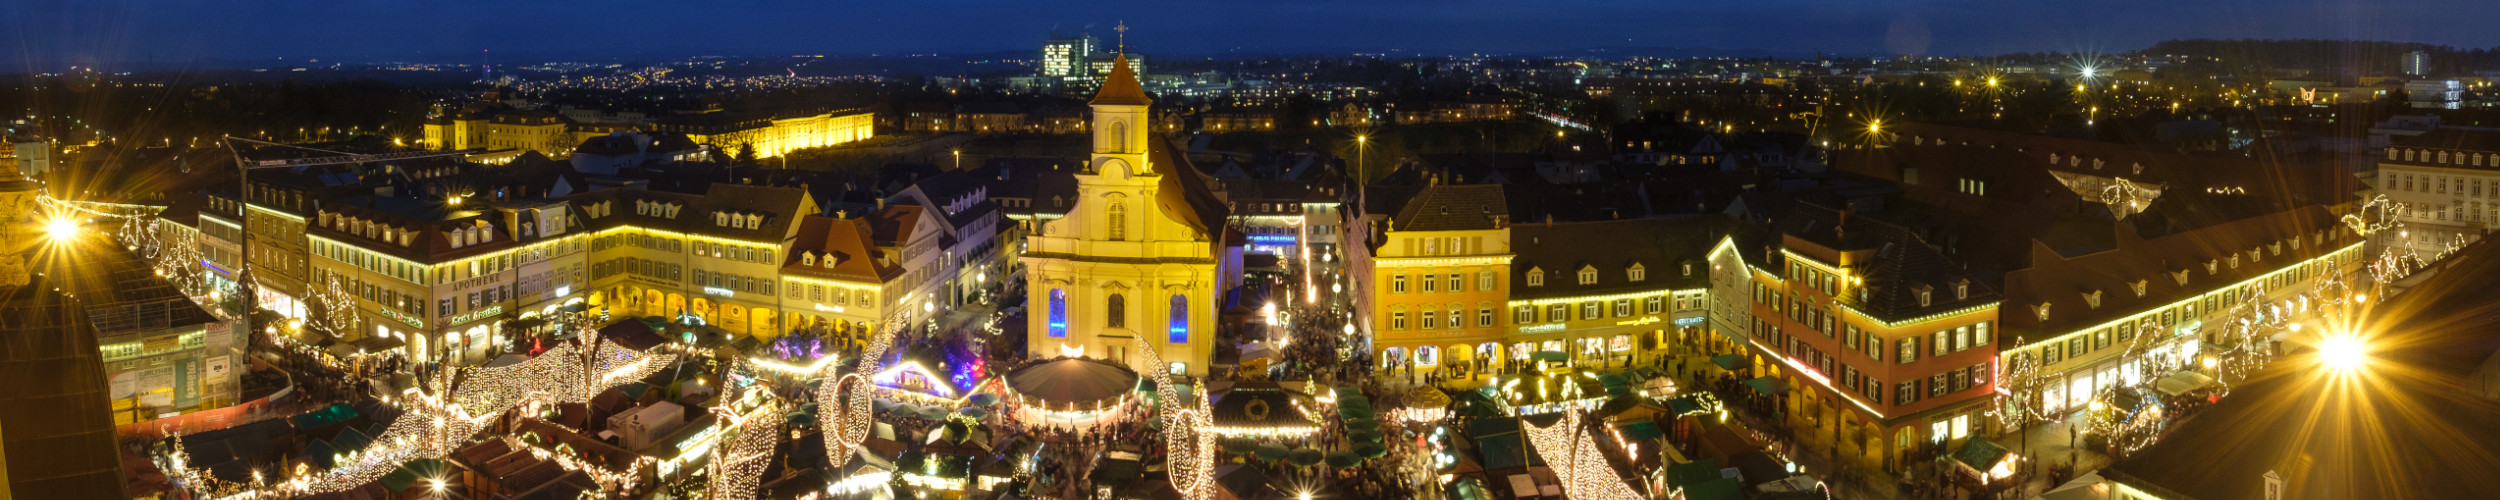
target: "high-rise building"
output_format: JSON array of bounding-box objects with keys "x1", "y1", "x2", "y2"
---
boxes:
[
  {"x1": 1040, "y1": 32, "x2": 1096, "y2": 79},
  {"x1": 2403, "y1": 50, "x2": 2431, "y2": 76},
  {"x1": 1019, "y1": 54, "x2": 1234, "y2": 376}
]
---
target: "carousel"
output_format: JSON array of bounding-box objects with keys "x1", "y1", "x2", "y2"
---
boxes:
[{"x1": 1002, "y1": 357, "x2": 1143, "y2": 429}]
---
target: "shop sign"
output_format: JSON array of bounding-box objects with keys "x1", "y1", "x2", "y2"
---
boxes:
[
  {"x1": 1518, "y1": 323, "x2": 1567, "y2": 334},
  {"x1": 377, "y1": 307, "x2": 424, "y2": 328},
  {"x1": 450, "y1": 305, "x2": 503, "y2": 325},
  {"x1": 1614, "y1": 316, "x2": 1662, "y2": 326}
]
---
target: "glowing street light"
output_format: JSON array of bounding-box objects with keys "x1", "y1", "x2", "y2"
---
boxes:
[
  {"x1": 44, "y1": 217, "x2": 79, "y2": 240},
  {"x1": 2319, "y1": 335, "x2": 2370, "y2": 371}
]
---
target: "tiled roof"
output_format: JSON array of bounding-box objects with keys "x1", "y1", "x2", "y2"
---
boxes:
[
  {"x1": 1391, "y1": 184, "x2": 1507, "y2": 232},
  {"x1": 1775, "y1": 203, "x2": 1998, "y2": 321},
  {"x1": 784, "y1": 215, "x2": 902, "y2": 283},
  {"x1": 1510, "y1": 216, "x2": 1734, "y2": 300}
]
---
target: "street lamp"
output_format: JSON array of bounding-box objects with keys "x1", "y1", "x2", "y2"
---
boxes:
[
  {"x1": 952, "y1": 149, "x2": 961, "y2": 170},
  {"x1": 1354, "y1": 135, "x2": 1368, "y2": 185},
  {"x1": 43, "y1": 216, "x2": 79, "y2": 241}
]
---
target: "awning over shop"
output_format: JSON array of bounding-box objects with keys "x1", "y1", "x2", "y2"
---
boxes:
[
  {"x1": 1741, "y1": 377, "x2": 1788, "y2": 396},
  {"x1": 2154, "y1": 370, "x2": 2216, "y2": 397},
  {"x1": 1711, "y1": 354, "x2": 1745, "y2": 370}
]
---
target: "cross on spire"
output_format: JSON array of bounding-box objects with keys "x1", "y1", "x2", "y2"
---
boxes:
[{"x1": 1115, "y1": 21, "x2": 1127, "y2": 53}]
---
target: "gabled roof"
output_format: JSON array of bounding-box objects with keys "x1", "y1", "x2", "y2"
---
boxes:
[
  {"x1": 1391, "y1": 184, "x2": 1507, "y2": 232},
  {"x1": 1775, "y1": 202, "x2": 1998, "y2": 321},
  {"x1": 1511, "y1": 216, "x2": 1734, "y2": 300},
  {"x1": 1999, "y1": 205, "x2": 2348, "y2": 338},
  {"x1": 1152, "y1": 135, "x2": 1230, "y2": 237},
  {"x1": 865, "y1": 204, "x2": 926, "y2": 247},
  {"x1": 784, "y1": 215, "x2": 901, "y2": 283}
]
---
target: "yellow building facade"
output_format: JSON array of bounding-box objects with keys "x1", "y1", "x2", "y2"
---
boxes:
[
  {"x1": 1020, "y1": 55, "x2": 1227, "y2": 376},
  {"x1": 425, "y1": 109, "x2": 874, "y2": 159},
  {"x1": 1367, "y1": 184, "x2": 1513, "y2": 372}
]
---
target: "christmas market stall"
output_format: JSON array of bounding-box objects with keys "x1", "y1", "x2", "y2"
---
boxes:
[{"x1": 1207, "y1": 381, "x2": 1323, "y2": 438}]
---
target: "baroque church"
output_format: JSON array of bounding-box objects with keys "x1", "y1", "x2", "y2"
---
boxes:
[{"x1": 1020, "y1": 53, "x2": 1238, "y2": 377}]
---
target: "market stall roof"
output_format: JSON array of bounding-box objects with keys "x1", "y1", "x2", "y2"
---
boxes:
[
  {"x1": 1467, "y1": 417, "x2": 1543, "y2": 470},
  {"x1": 1210, "y1": 381, "x2": 1320, "y2": 429},
  {"x1": 1005, "y1": 357, "x2": 1141, "y2": 407},
  {"x1": 1665, "y1": 459, "x2": 1722, "y2": 488},
  {"x1": 1617, "y1": 419, "x2": 1665, "y2": 442},
  {"x1": 1682, "y1": 477, "x2": 1745, "y2": 500},
  {"x1": 1951, "y1": 438, "x2": 2011, "y2": 476},
  {"x1": 1710, "y1": 354, "x2": 1745, "y2": 370},
  {"x1": 1214, "y1": 464, "x2": 1289, "y2": 500},
  {"x1": 1741, "y1": 376, "x2": 1789, "y2": 396},
  {"x1": 2152, "y1": 370, "x2": 2214, "y2": 397}
]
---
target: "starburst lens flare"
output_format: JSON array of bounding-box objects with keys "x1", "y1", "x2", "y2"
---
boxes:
[
  {"x1": 45, "y1": 217, "x2": 80, "y2": 240},
  {"x1": 2318, "y1": 335, "x2": 2370, "y2": 371}
]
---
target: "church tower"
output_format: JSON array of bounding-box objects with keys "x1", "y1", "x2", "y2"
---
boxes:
[{"x1": 1022, "y1": 52, "x2": 1229, "y2": 377}]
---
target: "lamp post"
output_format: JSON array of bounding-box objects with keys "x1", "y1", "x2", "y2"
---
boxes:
[
  {"x1": 1354, "y1": 135, "x2": 1367, "y2": 186},
  {"x1": 952, "y1": 149, "x2": 961, "y2": 170}
]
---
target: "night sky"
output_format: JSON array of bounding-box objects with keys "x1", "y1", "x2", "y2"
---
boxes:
[{"x1": 7, "y1": 0, "x2": 2496, "y2": 68}]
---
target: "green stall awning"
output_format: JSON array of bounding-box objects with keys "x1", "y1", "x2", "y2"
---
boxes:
[
  {"x1": 1710, "y1": 354, "x2": 1745, "y2": 370},
  {"x1": 1741, "y1": 377, "x2": 1789, "y2": 396}
]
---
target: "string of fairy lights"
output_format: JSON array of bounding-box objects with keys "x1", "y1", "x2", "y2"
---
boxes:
[
  {"x1": 1521, "y1": 410, "x2": 1646, "y2": 500},
  {"x1": 1129, "y1": 336, "x2": 1219, "y2": 500},
  {"x1": 164, "y1": 329, "x2": 673, "y2": 498},
  {"x1": 1990, "y1": 195, "x2": 2444, "y2": 456},
  {"x1": 815, "y1": 313, "x2": 906, "y2": 478},
  {"x1": 704, "y1": 363, "x2": 785, "y2": 500}
]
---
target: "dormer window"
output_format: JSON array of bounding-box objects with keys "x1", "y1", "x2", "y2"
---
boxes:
[
  {"x1": 1913, "y1": 283, "x2": 1934, "y2": 307},
  {"x1": 2081, "y1": 289, "x2": 2103, "y2": 309},
  {"x1": 2130, "y1": 279, "x2": 2148, "y2": 297},
  {"x1": 747, "y1": 214, "x2": 763, "y2": 228},
  {"x1": 2205, "y1": 260, "x2": 2219, "y2": 275},
  {"x1": 2033, "y1": 302, "x2": 2053, "y2": 321},
  {"x1": 1953, "y1": 279, "x2": 1969, "y2": 300},
  {"x1": 1682, "y1": 262, "x2": 1694, "y2": 277},
  {"x1": 2170, "y1": 269, "x2": 2191, "y2": 286},
  {"x1": 1578, "y1": 266, "x2": 1598, "y2": 285},
  {"x1": 715, "y1": 212, "x2": 730, "y2": 226},
  {"x1": 1527, "y1": 267, "x2": 1545, "y2": 287},
  {"x1": 1629, "y1": 264, "x2": 1647, "y2": 282},
  {"x1": 2228, "y1": 254, "x2": 2241, "y2": 269},
  {"x1": 802, "y1": 252, "x2": 817, "y2": 266}
]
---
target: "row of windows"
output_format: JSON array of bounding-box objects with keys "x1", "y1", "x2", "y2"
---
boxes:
[
  {"x1": 593, "y1": 232, "x2": 685, "y2": 254},
  {"x1": 1040, "y1": 289, "x2": 1191, "y2": 343},
  {"x1": 1889, "y1": 364, "x2": 1990, "y2": 406},
  {"x1": 692, "y1": 269, "x2": 776, "y2": 296},
  {"x1": 1389, "y1": 270, "x2": 1498, "y2": 293},
  {"x1": 1392, "y1": 305, "x2": 1496, "y2": 330},
  {"x1": 591, "y1": 257, "x2": 683, "y2": 284},
  {"x1": 786, "y1": 282, "x2": 878, "y2": 307},
  {"x1": 2390, "y1": 172, "x2": 2499, "y2": 198},
  {"x1": 2390, "y1": 148, "x2": 2496, "y2": 166},
  {"x1": 1510, "y1": 296, "x2": 1670, "y2": 324},
  {"x1": 694, "y1": 240, "x2": 774, "y2": 265}
]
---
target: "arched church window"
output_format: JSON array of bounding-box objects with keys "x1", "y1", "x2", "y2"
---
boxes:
[{"x1": 1107, "y1": 293, "x2": 1127, "y2": 328}]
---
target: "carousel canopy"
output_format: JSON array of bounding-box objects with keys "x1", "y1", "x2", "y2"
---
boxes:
[
  {"x1": 1404, "y1": 385, "x2": 1453, "y2": 409},
  {"x1": 1006, "y1": 358, "x2": 1141, "y2": 407}
]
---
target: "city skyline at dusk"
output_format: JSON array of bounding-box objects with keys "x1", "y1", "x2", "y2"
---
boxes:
[{"x1": 10, "y1": 0, "x2": 2500, "y2": 67}]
